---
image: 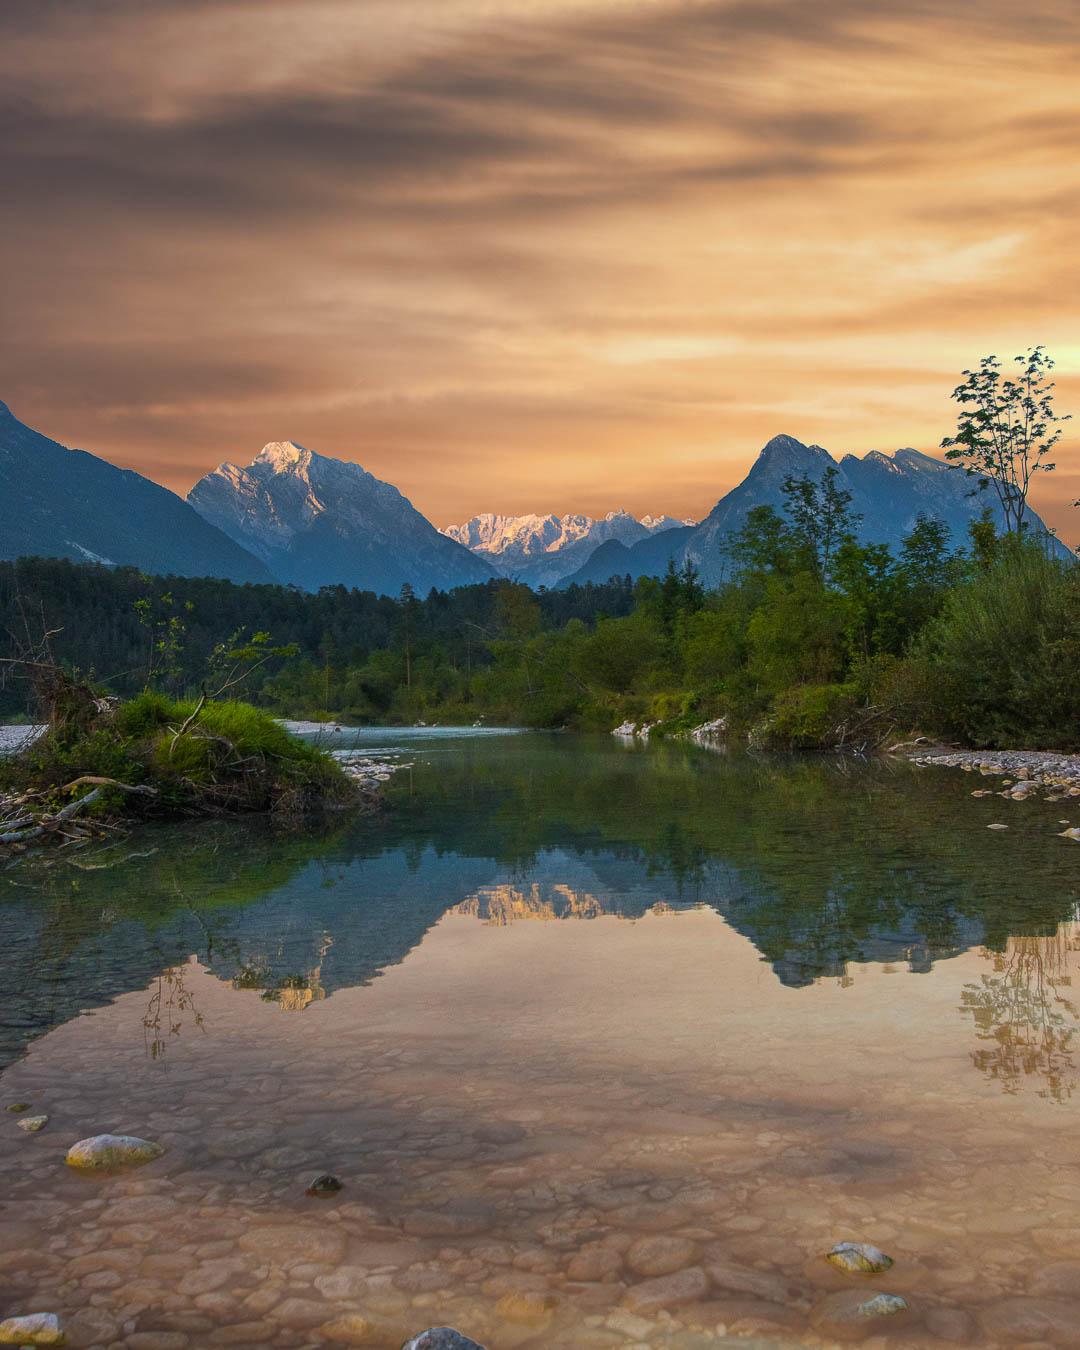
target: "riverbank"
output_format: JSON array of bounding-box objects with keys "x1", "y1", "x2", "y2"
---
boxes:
[{"x1": 907, "y1": 746, "x2": 1080, "y2": 792}]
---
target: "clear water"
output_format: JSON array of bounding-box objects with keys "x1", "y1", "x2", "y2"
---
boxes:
[{"x1": 2, "y1": 731, "x2": 1079, "y2": 1349}]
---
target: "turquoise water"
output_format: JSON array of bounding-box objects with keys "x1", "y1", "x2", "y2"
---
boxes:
[{"x1": 1, "y1": 731, "x2": 1079, "y2": 1347}]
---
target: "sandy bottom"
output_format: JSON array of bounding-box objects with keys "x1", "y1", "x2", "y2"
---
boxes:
[{"x1": 3, "y1": 906, "x2": 1080, "y2": 1349}]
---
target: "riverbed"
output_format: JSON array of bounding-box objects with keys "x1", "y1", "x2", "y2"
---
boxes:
[{"x1": 1, "y1": 730, "x2": 1079, "y2": 1348}]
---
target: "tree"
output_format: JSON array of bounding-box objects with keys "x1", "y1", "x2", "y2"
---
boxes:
[
  {"x1": 781, "y1": 466, "x2": 861, "y2": 579},
  {"x1": 941, "y1": 346, "x2": 1071, "y2": 536}
]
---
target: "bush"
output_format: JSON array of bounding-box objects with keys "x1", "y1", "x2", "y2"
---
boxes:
[
  {"x1": 918, "y1": 542, "x2": 1080, "y2": 749},
  {"x1": 765, "y1": 682, "x2": 860, "y2": 749}
]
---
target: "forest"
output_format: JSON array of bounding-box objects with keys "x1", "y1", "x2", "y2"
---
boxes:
[{"x1": 2, "y1": 477, "x2": 1077, "y2": 753}]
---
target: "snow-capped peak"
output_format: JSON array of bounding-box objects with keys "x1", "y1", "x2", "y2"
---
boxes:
[{"x1": 255, "y1": 440, "x2": 311, "y2": 473}]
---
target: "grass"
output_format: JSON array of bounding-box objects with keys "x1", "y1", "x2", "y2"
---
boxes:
[{"x1": 2, "y1": 689, "x2": 356, "y2": 820}]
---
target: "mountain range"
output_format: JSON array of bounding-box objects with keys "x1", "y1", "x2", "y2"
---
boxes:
[
  {"x1": 442, "y1": 510, "x2": 695, "y2": 587},
  {"x1": 0, "y1": 402, "x2": 1067, "y2": 594}
]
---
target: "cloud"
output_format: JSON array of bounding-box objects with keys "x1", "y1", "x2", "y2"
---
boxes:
[{"x1": 0, "y1": 0, "x2": 1077, "y2": 535}]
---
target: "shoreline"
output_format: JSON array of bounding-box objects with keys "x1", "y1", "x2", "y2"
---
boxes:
[{"x1": 904, "y1": 744, "x2": 1080, "y2": 802}]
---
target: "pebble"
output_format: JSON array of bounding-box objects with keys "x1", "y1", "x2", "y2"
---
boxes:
[
  {"x1": 306, "y1": 1171, "x2": 344, "y2": 1196},
  {"x1": 622, "y1": 1265, "x2": 709, "y2": 1314},
  {"x1": 401, "y1": 1331, "x2": 488, "y2": 1350},
  {"x1": 811, "y1": 1289, "x2": 910, "y2": 1339},
  {"x1": 0, "y1": 1312, "x2": 64, "y2": 1346},
  {"x1": 319, "y1": 1313, "x2": 372, "y2": 1344},
  {"x1": 625, "y1": 1234, "x2": 699, "y2": 1277},
  {"x1": 17, "y1": 1114, "x2": 49, "y2": 1133},
  {"x1": 825, "y1": 1241, "x2": 894, "y2": 1274},
  {"x1": 65, "y1": 1135, "x2": 164, "y2": 1171}
]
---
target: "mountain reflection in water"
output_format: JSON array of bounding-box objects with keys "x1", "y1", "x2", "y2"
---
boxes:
[{"x1": 2, "y1": 732, "x2": 1078, "y2": 1095}]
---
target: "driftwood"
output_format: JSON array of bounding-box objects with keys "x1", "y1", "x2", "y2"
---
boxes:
[{"x1": 0, "y1": 777, "x2": 158, "y2": 848}]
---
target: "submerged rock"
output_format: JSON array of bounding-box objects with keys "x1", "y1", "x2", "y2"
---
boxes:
[
  {"x1": 400, "y1": 1331, "x2": 487, "y2": 1350},
  {"x1": 0, "y1": 1311, "x2": 64, "y2": 1345},
  {"x1": 5, "y1": 1102, "x2": 32, "y2": 1113},
  {"x1": 17, "y1": 1114, "x2": 48, "y2": 1133},
  {"x1": 306, "y1": 1172, "x2": 344, "y2": 1197},
  {"x1": 812, "y1": 1290, "x2": 909, "y2": 1339},
  {"x1": 320, "y1": 1313, "x2": 371, "y2": 1344},
  {"x1": 825, "y1": 1241, "x2": 894, "y2": 1274},
  {"x1": 65, "y1": 1134, "x2": 164, "y2": 1171}
]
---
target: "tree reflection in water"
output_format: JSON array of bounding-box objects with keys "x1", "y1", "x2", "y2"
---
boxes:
[
  {"x1": 961, "y1": 928, "x2": 1080, "y2": 1102},
  {"x1": 142, "y1": 959, "x2": 205, "y2": 1063}
]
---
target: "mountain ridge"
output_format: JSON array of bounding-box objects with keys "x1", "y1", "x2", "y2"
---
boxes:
[{"x1": 0, "y1": 401, "x2": 272, "y2": 584}]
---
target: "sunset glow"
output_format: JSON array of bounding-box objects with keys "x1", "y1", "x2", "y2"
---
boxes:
[{"x1": 2, "y1": 0, "x2": 1078, "y2": 536}]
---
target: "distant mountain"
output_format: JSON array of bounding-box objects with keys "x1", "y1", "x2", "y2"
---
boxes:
[
  {"x1": 563, "y1": 434, "x2": 1068, "y2": 587},
  {"x1": 560, "y1": 525, "x2": 696, "y2": 588},
  {"x1": 0, "y1": 401, "x2": 271, "y2": 583},
  {"x1": 188, "y1": 441, "x2": 495, "y2": 595},
  {"x1": 443, "y1": 509, "x2": 696, "y2": 587}
]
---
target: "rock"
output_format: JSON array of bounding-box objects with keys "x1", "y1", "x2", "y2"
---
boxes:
[
  {"x1": 0, "y1": 1312, "x2": 64, "y2": 1345},
  {"x1": 495, "y1": 1291, "x2": 557, "y2": 1325},
  {"x1": 400, "y1": 1331, "x2": 487, "y2": 1350},
  {"x1": 567, "y1": 1243, "x2": 623, "y2": 1282},
  {"x1": 306, "y1": 1172, "x2": 344, "y2": 1196},
  {"x1": 1060, "y1": 828, "x2": 1080, "y2": 841},
  {"x1": 812, "y1": 1290, "x2": 909, "y2": 1340},
  {"x1": 978, "y1": 1297, "x2": 1080, "y2": 1345},
  {"x1": 4, "y1": 1102, "x2": 32, "y2": 1113},
  {"x1": 319, "y1": 1314, "x2": 372, "y2": 1345},
  {"x1": 622, "y1": 1266, "x2": 710, "y2": 1314},
  {"x1": 273, "y1": 1298, "x2": 332, "y2": 1330},
  {"x1": 65, "y1": 1134, "x2": 164, "y2": 1170},
  {"x1": 626, "y1": 1234, "x2": 699, "y2": 1277},
  {"x1": 238, "y1": 1224, "x2": 346, "y2": 1265},
  {"x1": 705, "y1": 1256, "x2": 795, "y2": 1304},
  {"x1": 825, "y1": 1241, "x2": 894, "y2": 1274},
  {"x1": 17, "y1": 1114, "x2": 48, "y2": 1133},
  {"x1": 987, "y1": 823, "x2": 1009, "y2": 830}
]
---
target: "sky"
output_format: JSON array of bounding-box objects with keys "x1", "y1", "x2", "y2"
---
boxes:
[{"x1": 2, "y1": 0, "x2": 1078, "y2": 538}]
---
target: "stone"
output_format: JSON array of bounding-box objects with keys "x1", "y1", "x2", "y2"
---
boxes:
[
  {"x1": 825, "y1": 1241, "x2": 894, "y2": 1274},
  {"x1": 272, "y1": 1297, "x2": 333, "y2": 1329},
  {"x1": 307, "y1": 1172, "x2": 344, "y2": 1196},
  {"x1": 65, "y1": 1134, "x2": 164, "y2": 1171},
  {"x1": 987, "y1": 823, "x2": 1009, "y2": 830},
  {"x1": 18, "y1": 1114, "x2": 49, "y2": 1133},
  {"x1": 495, "y1": 1291, "x2": 557, "y2": 1325},
  {"x1": 978, "y1": 1297, "x2": 1080, "y2": 1345},
  {"x1": 320, "y1": 1314, "x2": 372, "y2": 1345},
  {"x1": 705, "y1": 1256, "x2": 795, "y2": 1304},
  {"x1": 0, "y1": 1312, "x2": 64, "y2": 1345},
  {"x1": 567, "y1": 1243, "x2": 623, "y2": 1282},
  {"x1": 4, "y1": 1102, "x2": 32, "y2": 1113},
  {"x1": 811, "y1": 1290, "x2": 910, "y2": 1340},
  {"x1": 626, "y1": 1234, "x2": 699, "y2": 1277},
  {"x1": 622, "y1": 1266, "x2": 710, "y2": 1314},
  {"x1": 126, "y1": 1334, "x2": 189, "y2": 1350},
  {"x1": 400, "y1": 1331, "x2": 487, "y2": 1350},
  {"x1": 238, "y1": 1224, "x2": 346, "y2": 1265}
]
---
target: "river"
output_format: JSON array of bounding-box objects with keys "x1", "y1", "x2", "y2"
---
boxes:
[{"x1": 1, "y1": 729, "x2": 1079, "y2": 1348}]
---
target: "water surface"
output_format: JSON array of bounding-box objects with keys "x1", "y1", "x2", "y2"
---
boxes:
[{"x1": 1, "y1": 732, "x2": 1079, "y2": 1348}]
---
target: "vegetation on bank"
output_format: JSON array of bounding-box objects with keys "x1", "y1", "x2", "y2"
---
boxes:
[{"x1": 0, "y1": 662, "x2": 355, "y2": 853}]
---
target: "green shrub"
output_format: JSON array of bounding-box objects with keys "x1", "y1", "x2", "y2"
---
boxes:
[
  {"x1": 918, "y1": 542, "x2": 1079, "y2": 749},
  {"x1": 766, "y1": 682, "x2": 860, "y2": 749}
]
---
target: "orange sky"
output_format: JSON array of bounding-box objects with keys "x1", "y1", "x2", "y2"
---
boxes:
[{"x1": 1, "y1": 0, "x2": 1078, "y2": 541}]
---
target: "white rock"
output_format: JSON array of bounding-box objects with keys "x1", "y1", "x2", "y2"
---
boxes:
[
  {"x1": 0, "y1": 1311, "x2": 64, "y2": 1345},
  {"x1": 65, "y1": 1134, "x2": 164, "y2": 1170}
]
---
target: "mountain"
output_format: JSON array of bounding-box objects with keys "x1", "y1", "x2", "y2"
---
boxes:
[
  {"x1": 560, "y1": 525, "x2": 696, "y2": 588},
  {"x1": 188, "y1": 441, "x2": 495, "y2": 595},
  {"x1": 0, "y1": 401, "x2": 272, "y2": 583},
  {"x1": 564, "y1": 434, "x2": 1068, "y2": 587},
  {"x1": 443, "y1": 509, "x2": 696, "y2": 587}
]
